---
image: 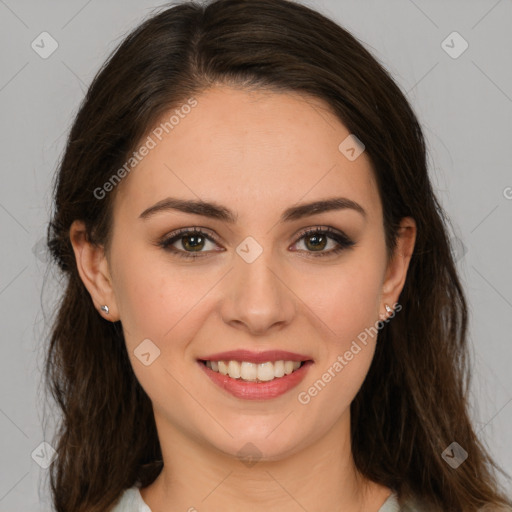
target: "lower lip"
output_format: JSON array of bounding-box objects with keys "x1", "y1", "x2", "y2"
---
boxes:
[{"x1": 198, "y1": 360, "x2": 313, "y2": 400}]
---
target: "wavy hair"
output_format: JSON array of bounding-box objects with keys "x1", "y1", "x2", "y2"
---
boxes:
[{"x1": 43, "y1": 0, "x2": 512, "y2": 510}]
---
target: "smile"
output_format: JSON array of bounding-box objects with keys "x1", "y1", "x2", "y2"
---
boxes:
[
  {"x1": 197, "y1": 358, "x2": 313, "y2": 400},
  {"x1": 201, "y1": 359, "x2": 303, "y2": 382}
]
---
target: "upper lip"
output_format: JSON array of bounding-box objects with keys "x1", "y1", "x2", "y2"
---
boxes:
[{"x1": 199, "y1": 349, "x2": 312, "y2": 364}]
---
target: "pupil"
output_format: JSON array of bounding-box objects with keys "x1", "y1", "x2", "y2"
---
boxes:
[
  {"x1": 306, "y1": 234, "x2": 326, "y2": 251},
  {"x1": 184, "y1": 235, "x2": 204, "y2": 251}
]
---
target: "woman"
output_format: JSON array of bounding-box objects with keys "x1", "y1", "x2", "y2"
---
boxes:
[{"x1": 44, "y1": 0, "x2": 512, "y2": 511}]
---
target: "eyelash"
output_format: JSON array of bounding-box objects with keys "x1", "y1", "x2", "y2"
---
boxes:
[{"x1": 157, "y1": 226, "x2": 356, "y2": 260}]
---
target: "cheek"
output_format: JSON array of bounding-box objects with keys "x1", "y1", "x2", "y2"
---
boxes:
[
  {"x1": 113, "y1": 246, "x2": 217, "y2": 356},
  {"x1": 295, "y1": 261, "x2": 383, "y2": 422},
  {"x1": 112, "y1": 253, "x2": 212, "y2": 404},
  {"x1": 309, "y1": 252, "x2": 384, "y2": 348},
  {"x1": 293, "y1": 248, "x2": 384, "y2": 409}
]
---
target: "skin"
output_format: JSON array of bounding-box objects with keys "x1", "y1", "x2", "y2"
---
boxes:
[{"x1": 70, "y1": 85, "x2": 416, "y2": 512}]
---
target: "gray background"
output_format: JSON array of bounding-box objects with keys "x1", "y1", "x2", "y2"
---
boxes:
[{"x1": 0, "y1": 0, "x2": 511, "y2": 509}]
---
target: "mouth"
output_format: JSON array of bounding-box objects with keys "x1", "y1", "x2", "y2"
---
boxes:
[
  {"x1": 197, "y1": 351, "x2": 314, "y2": 400},
  {"x1": 198, "y1": 359, "x2": 308, "y2": 383}
]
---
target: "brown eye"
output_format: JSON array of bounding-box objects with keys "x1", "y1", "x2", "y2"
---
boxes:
[
  {"x1": 159, "y1": 227, "x2": 221, "y2": 259},
  {"x1": 292, "y1": 227, "x2": 356, "y2": 257},
  {"x1": 303, "y1": 232, "x2": 328, "y2": 252},
  {"x1": 158, "y1": 225, "x2": 356, "y2": 260},
  {"x1": 180, "y1": 233, "x2": 206, "y2": 252}
]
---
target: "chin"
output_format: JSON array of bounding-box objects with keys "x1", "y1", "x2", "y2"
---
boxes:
[{"x1": 205, "y1": 425, "x2": 309, "y2": 464}]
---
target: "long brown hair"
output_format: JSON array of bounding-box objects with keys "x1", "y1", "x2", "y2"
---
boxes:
[{"x1": 43, "y1": 0, "x2": 512, "y2": 510}]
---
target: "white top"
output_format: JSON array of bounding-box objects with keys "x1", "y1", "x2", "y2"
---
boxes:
[
  {"x1": 111, "y1": 486, "x2": 151, "y2": 512},
  {"x1": 110, "y1": 486, "x2": 419, "y2": 511}
]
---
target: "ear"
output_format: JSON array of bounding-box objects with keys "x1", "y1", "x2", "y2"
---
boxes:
[
  {"x1": 380, "y1": 216, "x2": 417, "y2": 316},
  {"x1": 69, "y1": 220, "x2": 120, "y2": 321}
]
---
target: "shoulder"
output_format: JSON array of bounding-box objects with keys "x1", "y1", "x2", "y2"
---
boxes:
[
  {"x1": 379, "y1": 491, "x2": 435, "y2": 512},
  {"x1": 110, "y1": 486, "x2": 152, "y2": 512},
  {"x1": 395, "y1": 492, "x2": 512, "y2": 512}
]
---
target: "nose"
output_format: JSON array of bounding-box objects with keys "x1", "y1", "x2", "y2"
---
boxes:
[{"x1": 220, "y1": 251, "x2": 296, "y2": 336}]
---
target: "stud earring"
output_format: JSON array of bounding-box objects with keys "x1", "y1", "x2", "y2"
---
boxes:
[
  {"x1": 379, "y1": 304, "x2": 393, "y2": 322},
  {"x1": 100, "y1": 304, "x2": 109, "y2": 314}
]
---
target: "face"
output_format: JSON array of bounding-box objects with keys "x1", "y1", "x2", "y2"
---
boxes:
[{"x1": 75, "y1": 85, "x2": 415, "y2": 461}]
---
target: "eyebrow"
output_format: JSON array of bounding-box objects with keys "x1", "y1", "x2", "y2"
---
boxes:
[{"x1": 138, "y1": 196, "x2": 367, "y2": 223}]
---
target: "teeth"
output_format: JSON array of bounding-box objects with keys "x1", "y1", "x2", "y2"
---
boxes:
[
  {"x1": 228, "y1": 360, "x2": 241, "y2": 379},
  {"x1": 218, "y1": 361, "x2": 229, "y2": 376},
  {"x1": 257, "y1": 362, "x2": 275, "y2": 382},
  {"x1": 204, "y1": 359, "x2": 304, "y2": 382},
  {"x1": 273, "y1": 360, "x2": 285, "y2": 378},
  {"x1": 284, "y1": 361, "x2": 294, "y2": 375},
  {"x1": 240, "y1": 361, "x2": 258, "y2": 382}
]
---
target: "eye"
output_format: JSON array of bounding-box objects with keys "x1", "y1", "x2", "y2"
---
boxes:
[
  {"x1": 157, "y1": 225, "x2": 356, "y2": 260},
  {"x1": 158, "y1": 227, "x2": 221, "y2": 259},
  {"x1": 290, "y1": 226, "x2": 356, "y2": 257}
]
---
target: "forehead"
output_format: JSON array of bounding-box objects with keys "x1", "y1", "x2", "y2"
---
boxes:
[{"x1": 113, "y1": 85, "x2": 380, "y2": 224}]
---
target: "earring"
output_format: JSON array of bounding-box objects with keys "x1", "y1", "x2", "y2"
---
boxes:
[
  {"x1": 379, "y1": 304, "x2": 393, "y2": 321},
  {"x1": 100, "y1": 304, "x2": 109, "y2": 314}
]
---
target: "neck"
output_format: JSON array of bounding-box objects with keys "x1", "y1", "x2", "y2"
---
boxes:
[{"x1": 140, "y1": 411, "x2": 392, "y2": 512}]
